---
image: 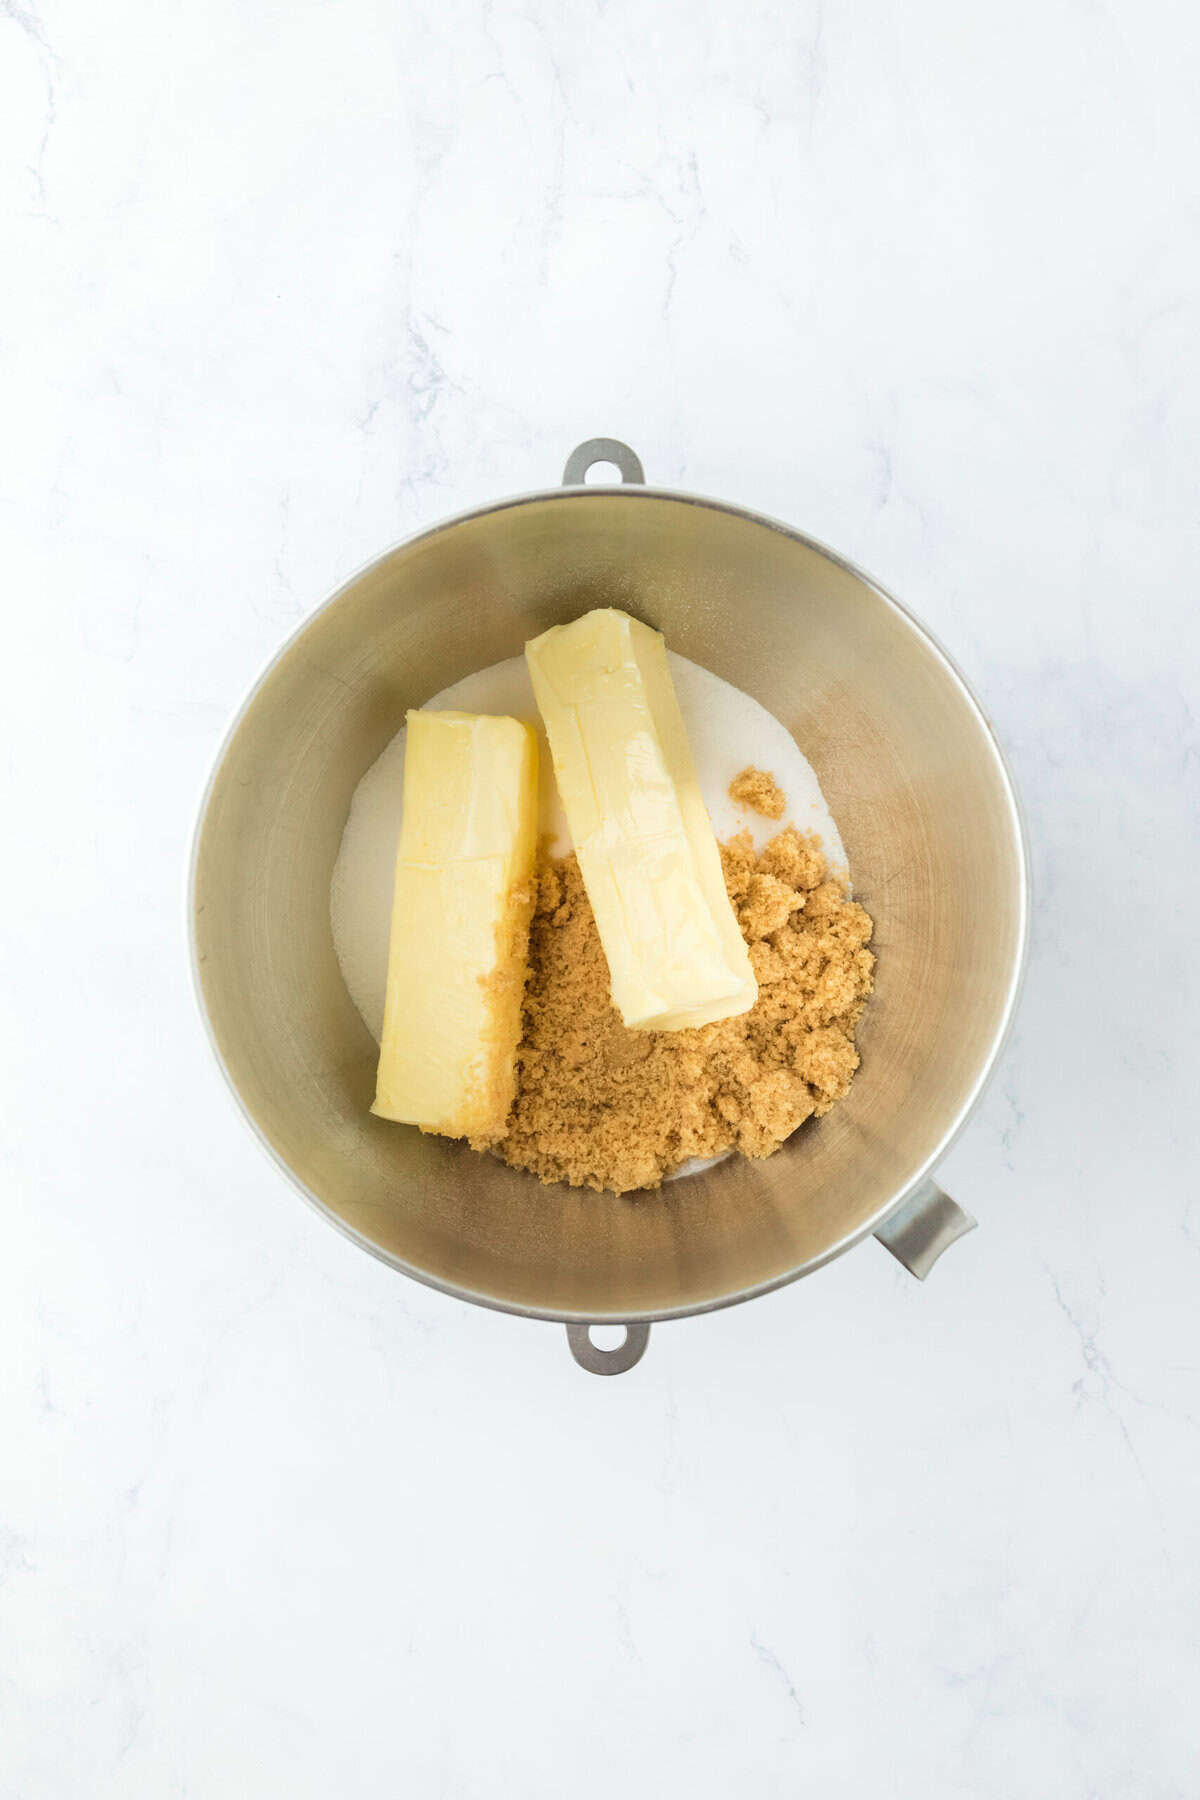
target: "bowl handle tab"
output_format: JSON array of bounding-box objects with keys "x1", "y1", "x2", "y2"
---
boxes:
[
  {"x1": 875, "y1": 1181, "x2": 977, "y2": 1279},
  {"x1": 565, "y1": 1322, "x2": 651, "y2": 1376},
  {"x1": 562, "y1": 438, "x2": 646, "y2": 487}
]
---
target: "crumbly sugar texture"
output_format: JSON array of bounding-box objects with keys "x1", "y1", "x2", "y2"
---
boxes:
[
  {"x1": 729, "y1": 764, "x2": 786, "y2": 819},
  {"x1": 495, "y1": 828, "x2": 875, "y2": 1193}
]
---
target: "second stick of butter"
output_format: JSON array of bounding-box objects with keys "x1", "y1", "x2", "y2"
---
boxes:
[
  {"x1": 526, "y1": 608, "x2": 757, "y2": 1031},
  {"x1": 373, "y1": 710, "x2": 538, "y2": 1140}
]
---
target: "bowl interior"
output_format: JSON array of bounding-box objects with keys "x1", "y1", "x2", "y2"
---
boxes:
[{"x1": 193, "y1": 491, "x2": 1025, "y2": 1319}]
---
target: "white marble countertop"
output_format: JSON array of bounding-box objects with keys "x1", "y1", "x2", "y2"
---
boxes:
[{"x1": 3, "y1": 1, "x2": 1199, "y2": 1793}]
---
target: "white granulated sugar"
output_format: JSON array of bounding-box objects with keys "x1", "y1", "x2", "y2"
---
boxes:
[{"x1": 330, "y1": 650, "x2": 848, "y2": 1050}]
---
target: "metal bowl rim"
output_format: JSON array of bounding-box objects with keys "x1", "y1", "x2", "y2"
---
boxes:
[{"x1": 187, "y1": 480, "x2": 1032, "y2": 1324}]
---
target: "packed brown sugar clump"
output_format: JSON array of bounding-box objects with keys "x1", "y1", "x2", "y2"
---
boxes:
[
  {"x1": 729, "y1": 764, "x2": 786, "y2": 819},
  {"x1": 493, "y1": 828, "x2": 875, "y2": 1194}
]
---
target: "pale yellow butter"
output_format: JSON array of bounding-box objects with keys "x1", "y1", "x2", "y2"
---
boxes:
[
  {"x1": 372, "y1": 710, "x2": 538, "y2": 1140},
  {"x1": 526, "y1": 609, "x2": 757, "y2": 1030}
]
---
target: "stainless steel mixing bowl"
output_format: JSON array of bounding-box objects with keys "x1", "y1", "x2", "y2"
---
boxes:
[{"x1": 191, "y1": 438, "x2": 1028, "y2": 1374}]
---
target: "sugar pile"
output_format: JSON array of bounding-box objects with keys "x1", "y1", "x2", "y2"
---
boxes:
[{"x1": 330, "y1": 651, "x2": 848, "y2": 1046}]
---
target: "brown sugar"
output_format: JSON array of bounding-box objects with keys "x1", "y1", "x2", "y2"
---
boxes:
[
  {"x1": 494, "y1": 828, "x2": 875, "y2": 1193},
  {"x1": 729, "y1": 764, "x2": 786, "y2": 819}
]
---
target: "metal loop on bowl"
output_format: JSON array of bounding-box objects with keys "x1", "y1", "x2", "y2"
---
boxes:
[
  {"x1": 565, "y1": 1322, "x2": 651, "y2": 1375},
  {"x1": 562, "y1": 437, "x2": 646, "y2": 487}
]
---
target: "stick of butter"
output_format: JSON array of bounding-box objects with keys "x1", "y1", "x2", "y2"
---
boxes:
[
  {"x1": 372, "y1": 710, "x2": 538, "y2": 1141},
  {"x1": 526, "y1": 609, "x2": 757, "y2": 1031}
]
